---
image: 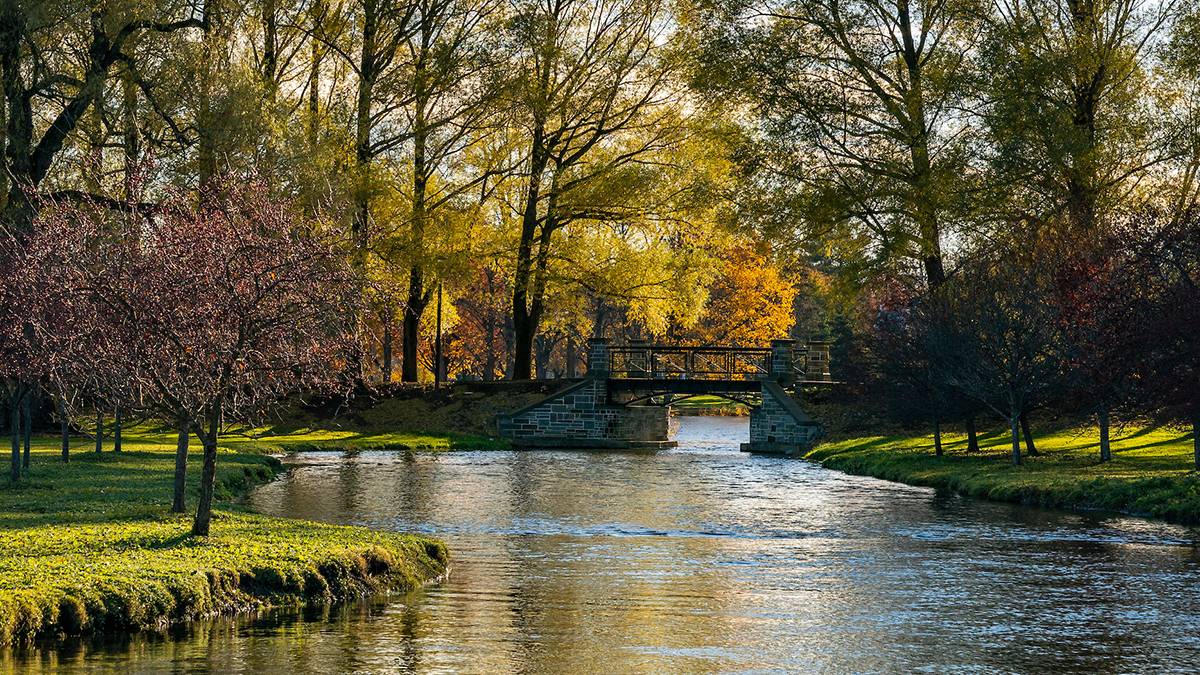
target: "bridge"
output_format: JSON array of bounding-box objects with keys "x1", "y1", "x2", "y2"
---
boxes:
[{"x1": 498, "y1": 338, "x2": 832, "y2": 455}]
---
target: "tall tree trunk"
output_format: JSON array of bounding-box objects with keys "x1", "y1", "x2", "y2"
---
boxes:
[
  {"x1": 21, "y1": 391, "x2": 30, "y2": 469},
  {"x1": 1020, "y1": 412, "x2": 1038, "y2": 456},
  {"x1": 1098, "y1": 405, "x2": 1111, "y2": 462},
  {"x1": 933, "y1": 415, "x2": 943, "y2": 457},
  {"x1": 512, "y1": 315, "x2": 535, "y2": 380},
  {"x1": 535, "y1": 334, "x2": 549, "y2": 380},
  {"x1": 10, "y1": 392, "x2": 21, "y2": 482},
  {"x1": 516, "y1": 204, "x2": 556, "y2": 380},
  {"x1": 260, "y1": 0, "x2": 278, "y2": 170},
  {"x1": 897, "y1": 0, "x2": 944, "y2": 290},
  {"x1": 121, "y1": 62, "x2": 139, "y2": 194},
  {"x1": 1010, "y1": 414, "x2": 1022, "y2": 466},
  {"x1": 113, "y1": 407, "x2": 122, "y2": 452},
  {"x1": 511, "y1": 135, "x2": 547, "y2": 381},
  {"x1": 192, "y1": 415, "x2": 220, "y2": 536},
  {"x1": 307, "y1": 0, "x2": 324, "y2": 147},
  {"x1": 435, "y1": 282, "x2": 444, "y2": 387},
  {"x1": 965, "y1": 416, "x2": 979, "y2": 453},
  {"x1": 172, "y1": 416, "x2": 190, "y2": 513},
  {"x1": 402, "y1": 36, "x2": 432, "y2": 383},
  {"x1": 196, "y1": 2, "x2": 219, "y2": 190},
  {"x1": 84, "y1": 80, "x2": 104, "y2": 192},
  {"x1": 348, "y1": 0, "x2": 379, "y2": 385},
  {"x1": 94, "y1": 409, "x2": 103, "y2": 453},
  {"x1": 353, "y1": 0, "x2": 377, "y2": 262},
  {"x1": 1, "y1": 1, "x2": 35, "y2": 235},
  {"x1": 402, "y1": 279, "x2": 433, "y2": 382},
  {"x1": 401, "y1": 302, "x2": 422, "y2": 382},
  {"x1": 566, "y1": 334, "x2": 577, "y2": 378},
  {"x1": 484, "y1": 310, "x2": 497, "y2": 381},
  {"x1": 58, "y1": 394, "x2": 69, "y2": 463}
]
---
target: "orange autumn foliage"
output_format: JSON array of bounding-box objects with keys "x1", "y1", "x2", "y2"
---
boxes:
[{"x1": 691, "y1": 245, "x2": 797, "y2": 345}]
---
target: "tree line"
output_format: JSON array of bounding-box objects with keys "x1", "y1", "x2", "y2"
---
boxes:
[
  {"x1": 690, "y1": 0, "x2": 1200, "y2": 465},
  {"x1": 0, "y1": 0, "x2": 806, "y2": 534},
  {"x1": 1, "y1": 0, "x2": 1199, "y2": 540}
]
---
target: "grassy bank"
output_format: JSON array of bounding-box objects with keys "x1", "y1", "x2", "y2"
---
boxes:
[
  {"x1": 165, "y1": 426, "x2": 507, "y2": 453},
  {"x1": 0, "y1": 437, "x2": 448, "y2": 646},
  {"x1": 670, "y1": 395, "x2": 750, "y2": 416},
  {"x1": 808, "y1": 426, "x2": 1200, "y2": 524},
  {"x1": 238, "y1": 382, "x2": 558, "y2": 451}
]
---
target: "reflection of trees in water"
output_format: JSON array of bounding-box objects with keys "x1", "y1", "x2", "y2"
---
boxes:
[
  {"x1": 18, "y1": 444, "x2": 1200, "y2": 672},
  {"x1": 493, "y1": 449, "x2": 744, "y2": 672}
]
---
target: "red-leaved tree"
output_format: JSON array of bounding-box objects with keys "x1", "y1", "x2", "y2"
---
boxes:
[
  {"x1": 1121, "y1": 210, "x2": 1200, "y2": 467},
  {"x1": 22, "y1": 177, "x2": 359, "y2": 534}
]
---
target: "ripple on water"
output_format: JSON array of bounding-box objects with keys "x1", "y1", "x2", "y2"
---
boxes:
[{"x1": 11, "y1": 416, "x2": 1200, "y2": 673}]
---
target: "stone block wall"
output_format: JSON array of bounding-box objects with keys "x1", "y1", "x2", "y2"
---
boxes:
[
  {"x1": 745, "y1": 381, "x2": 823, "y2": 455},
  {"x1": 497, "y1": 377, "x2": 671, "y2": 447}
]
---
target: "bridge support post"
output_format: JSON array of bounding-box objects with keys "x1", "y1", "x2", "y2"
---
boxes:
[
  {"x1": 586, "y1": 337, "x2": 609, "y2": 376},
  {"x1": 497, "y1": 338, "x2": 674, "y2": 449},
  {"x1": 742, "y1": 382, "x2": 823, "y2": 456},
  {"x1": 743, "y1": 340, "x2": 824, "y2": 456},
  {"x1": 769, "y1": 339, "x2": 795, "y2": 380}
]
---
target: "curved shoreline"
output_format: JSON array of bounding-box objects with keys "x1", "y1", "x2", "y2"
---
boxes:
[
  {"x1": 806, "y1": 426, "x2": 1200, "y2": 526},
  {"x1": 0, "y1": 441, "x2": 448, "y2": 647}
]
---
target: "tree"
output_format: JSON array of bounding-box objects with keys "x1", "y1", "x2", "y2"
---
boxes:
[
  {"x1": 393, "y1": 0, "x2": 504, "y2": 383},
  {"x1": 867, "y1": 275, "x2": 953, "y2": 455},
  {"x1": 691, "y1": 0, "x2": 985, "y2": 290},
  {"x1": 0, "y1": 243, "x2": 35, "y2": 481},
  {"x1": 1053, "y1": 231, "x2": 1140, "y2": 461},
  {"x1": 452, "y1": 260, "x2": 511, "y2": 380},
  {"x1": 504, "y1": 0, "x2": 683, "y2": 378},
  {"x1": 691, "y1": 243, "x2": 796, "y2": 345},
  {"x1": 0, "y1": 0, "x2": 205, "y2": 233},
  {"x1": 937, "y1": 244, "x2": 1066, "y2": 465},
  {"x1": 1122, "y1": 209, "x2": 1200, "y2": 468},
  {"x1": 24, "y1": 178, "x2": 358, "y2": 533},
  {"x1": 980, "y1": 0, "x2": 1173, "y2": 236}
]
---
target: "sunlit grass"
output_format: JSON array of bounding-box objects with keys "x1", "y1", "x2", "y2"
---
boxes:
[
  {"x1": 0, "y1": 437, "x2": 447, "y2": 645},
  {"x1": 670, "y1": 395, "x2": 750, "y2": 415},
  {"x1": 808, "y1": 425, "x2": 1200, "y2": 523},
  {"x1": 124, "y1": 425, "x2": 508, "y2": 453}
]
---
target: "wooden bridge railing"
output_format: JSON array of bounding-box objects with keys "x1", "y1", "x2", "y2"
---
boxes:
[
  {"x1": 603, "y1": 340, "x2": 833, "y2": 383},
  {"x1": 609, "y1": 345, "x2": 771, "y2": 380}
]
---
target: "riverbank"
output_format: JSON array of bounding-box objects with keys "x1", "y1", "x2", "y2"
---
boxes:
[
  {"x1": 0, "y1": 438, "x2": 448, "y2": 646},
  {"x1": 670, "y1": 395, "x2": 751, "y2": 416},
  {"x1": 234, "y1": 381, "x2": 561, "y2": 451},
  {"x1": 807, "y1": 425, "x2": 1200, "y2": 524}
]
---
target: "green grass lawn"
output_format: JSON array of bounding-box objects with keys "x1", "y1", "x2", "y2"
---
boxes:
[
  {"x1": 143, "y1": 425, "x2": 508, "y2": 453},
  {"x1": 808, "y1": 425, "x2": 1200, "y2": 523},
  {"x1": 670, "y1": 395, "x2": 750, "y2": 415},
  {"x1": 257, "y1": 387, "x2": 556, "y2": 450},
  {"x1": 0, "y1": 435, "x2": 447, "y2": 645}
]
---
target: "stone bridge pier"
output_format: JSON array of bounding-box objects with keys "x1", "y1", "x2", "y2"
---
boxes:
[
  {"x1": 496, "y1": 339, "x2": 674, "y2": 449},
  {"x1": 497, "y1": 338, "x2": 827, "y2": 453}
]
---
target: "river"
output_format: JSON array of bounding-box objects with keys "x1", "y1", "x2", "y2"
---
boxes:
[{"x1": 11, "y1": 416, "x2": 1200, "y2": 672}]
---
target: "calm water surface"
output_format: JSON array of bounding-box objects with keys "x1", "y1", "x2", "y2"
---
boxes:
[{"x1": 10, "y1": 417, "x2": 1200, "y2": 673}]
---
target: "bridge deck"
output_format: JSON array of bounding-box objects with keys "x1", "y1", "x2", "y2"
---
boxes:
[{"x1": 607, "y1": 377, "x2": 764, "y2": 396}]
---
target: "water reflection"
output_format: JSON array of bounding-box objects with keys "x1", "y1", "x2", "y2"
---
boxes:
[{"x1": 8, "y1": 417, "x2": 1200, "y2": 673}]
